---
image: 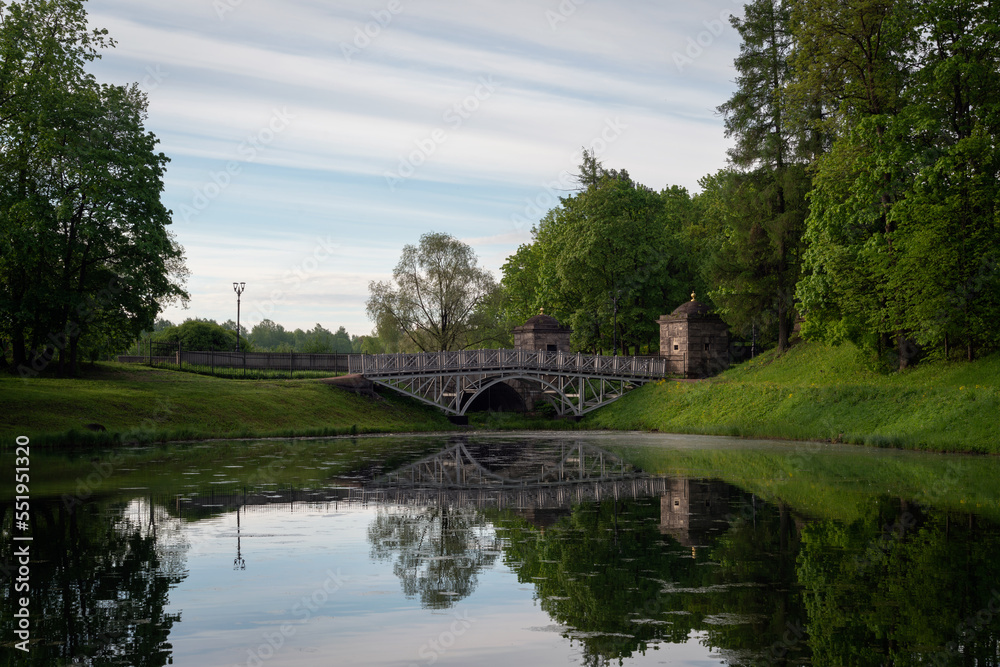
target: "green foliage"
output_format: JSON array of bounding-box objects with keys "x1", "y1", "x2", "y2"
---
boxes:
[
  {"x1": 792, "y1": 0, "x2": 1000, "y2": 365},
  {"x1": 367, "y1": 232, "x2": 500, "y2": 351},
  {"x1": 153, "y1": 319, "x2": 242, "y2": 351},
  {"x1": 500, "y1": 156, "x2": 700, "y2": 355},
  {"x1": 0, "y1": 0, "x2": 188, "y2": 376}
]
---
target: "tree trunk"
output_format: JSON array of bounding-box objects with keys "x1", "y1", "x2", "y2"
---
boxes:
[
  {"x1": 69, "y1": 335, "x2": 80, "y2": 376},
  {"x1": 777, "y1": 308, "x2": 791, "y2": 352},
  {"x1": 12, "y1": 333, "x2": 27, "y2": 370}
]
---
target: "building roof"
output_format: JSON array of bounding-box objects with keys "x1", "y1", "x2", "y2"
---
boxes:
[
  {"x1": 669, "y1": 299, "x2": 712, "y2": 318},
  {"x1": 518, "y1": 313, "x2": 566, "y2": 330}
]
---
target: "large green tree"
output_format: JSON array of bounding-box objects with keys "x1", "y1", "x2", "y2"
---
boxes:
[
  {"x1": 709, "y1": 0, "x2": 810, "y2": 352},
  {"x1": 366, "y1": 232, "x2": 499, "y2": 351},
  {"x1": 0, "y1": 0, "x2": 188, "y2": 376},
  {"x1": 790, "y1": 0, "x2": 920, "y2": 367},
  {"x1": 794, "y1": 0, "x2": 1000, "y2": 365},
  {"x1": 500, "y1": 155, "x2": 700, "y2": 355}
]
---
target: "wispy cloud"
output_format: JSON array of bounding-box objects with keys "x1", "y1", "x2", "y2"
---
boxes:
[{"x1": 86, "y1": 0, "x2": 741, "y2": 334}]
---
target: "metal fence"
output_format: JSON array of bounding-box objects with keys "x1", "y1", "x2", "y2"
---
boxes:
[
  {"x1": 179, "y1": 350, "x2": 350, "y2": 373},
  {"x1": 117, "y1": 345, "x2": 350, "y2": 377}
]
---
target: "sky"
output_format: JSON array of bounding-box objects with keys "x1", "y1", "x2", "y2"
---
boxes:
[{"x1": 84, "y1": 0, "x2": 744, "y2": 337}]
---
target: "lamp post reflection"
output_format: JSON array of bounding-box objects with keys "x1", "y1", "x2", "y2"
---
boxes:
[{"x1": 234, "y1": 505, "x2": 246, "y2": 570}]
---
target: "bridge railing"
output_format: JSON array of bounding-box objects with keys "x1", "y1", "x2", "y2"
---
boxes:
[{"x1": 349, "y1": 349, "x2": 673, "y2": 379}]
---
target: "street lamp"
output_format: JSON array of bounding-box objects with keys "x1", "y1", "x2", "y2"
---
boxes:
[{"x1": 233, "y1": 282, "x2": 245, "y2": 351}]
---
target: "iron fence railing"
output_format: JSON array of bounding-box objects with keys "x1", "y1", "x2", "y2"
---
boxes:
[
  {"x1": 120, "y1": 348, "x2": 692, "y2": 379},
  {"x1": 349, "y1": 349, "x2": 684, "y2": 380}
]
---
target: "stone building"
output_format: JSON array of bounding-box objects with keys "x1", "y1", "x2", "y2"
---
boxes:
[
  {"x1": 513, "y1": 309, "x2": 572, "y2": 352},
  {"x1": 657, "y1": 294, "x2": 729, "y2": 378}
]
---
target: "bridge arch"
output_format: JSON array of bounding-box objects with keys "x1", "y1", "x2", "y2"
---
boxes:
[
  {"x1": 464, "y1": 379, "x2": 526, "y2": 413},
  {"x1": 458, "y1": 374, "x2": 575, "y2": 416}
]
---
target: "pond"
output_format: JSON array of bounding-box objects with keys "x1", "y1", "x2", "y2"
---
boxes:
[{"x1": 4, "y1": 432, "x2": 1000, "y2": 666}]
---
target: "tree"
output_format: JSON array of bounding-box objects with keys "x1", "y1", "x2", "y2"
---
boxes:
[
  {"x1": 790, "y1": 0, "x2": 920, "y2": 367},
  {"x1": 331, "y1": 325, "x2": 353, "y2": 353},
  {"x1": 793, "y1": 0, "x2": 1000, "y2": 365},
  {"x1": 500, "y1": 156, "x2": 699, "y2": 355},
  {"x1": 709, "y1": 0, "x2": 810, "y2": 352},
  {"x1": 248, "y1": 318, "x2": 293, "y2": 350},
  {"x1": 153, "y1": 319, "x2": 242, "y2": 351},
  {"x1": 0, "y1": 0, "x2": 188, "y2": 376},
  {"x1": 299, "y1": 323, "x2": 335, "y2": 353},
  {"x1": 367, "y1": 232, "x2": 499, "y2": 351}
]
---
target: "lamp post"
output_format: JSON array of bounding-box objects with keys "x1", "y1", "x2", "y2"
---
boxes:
[{"x1": 233, "y1": 282, "x2": 245, "y2": 351}]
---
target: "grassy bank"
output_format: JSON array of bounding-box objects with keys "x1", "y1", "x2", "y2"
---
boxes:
[
  {"x1": 1, "y1": 362, "x2": 453, "y2": 447},
  {"x1": 583, "y1": 341, "x2": 1000, "y2": 453}
]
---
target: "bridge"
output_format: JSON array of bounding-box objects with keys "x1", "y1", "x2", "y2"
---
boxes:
[{"x1": 348, "y1": 349, "x2": 671, "y2": 417}]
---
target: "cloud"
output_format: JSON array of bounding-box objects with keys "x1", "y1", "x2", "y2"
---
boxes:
[{"x1": 87, "y1": 0, "x2": 740, "y2": 331}]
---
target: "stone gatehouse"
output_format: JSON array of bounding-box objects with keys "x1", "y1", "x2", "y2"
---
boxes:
[{"x1": 657, "y1": 294, "x2": 729, "y2": 378}]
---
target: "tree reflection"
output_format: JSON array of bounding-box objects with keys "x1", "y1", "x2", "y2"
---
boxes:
[
  {"x1": 0, "y1": 496, "x2": 187, "y2": 666},
  {"x1": 797, "y1": 498, "x2": 1000, "y2": 666},
  {"x1": 367, "y1": 504, "x2": 499, "y2": 608},
  {"x1": 492, "y1": 484, "x2": 1000, "y2": 667}
]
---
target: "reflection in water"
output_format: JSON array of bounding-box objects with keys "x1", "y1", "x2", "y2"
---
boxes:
[
  {"x1": 0, "y1": 497, "x2": 187, "y2": 666},
  {"x1": 233, "y1": 505, "x2": 246, "y2": 571},
  {"x1": 367, "y1": 505, "x2": 499, "y2": 609},
  {"x1": 4, "y1": 434, "x2": 1000, "y2": 666}
]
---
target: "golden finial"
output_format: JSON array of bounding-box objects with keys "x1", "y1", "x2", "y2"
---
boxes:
[
  {"x1": 539, "y1": 307, "x2": 545, "y2": 315},
  {"x1": 691, "y1": 291, "x2": 697, "y2": 302}
]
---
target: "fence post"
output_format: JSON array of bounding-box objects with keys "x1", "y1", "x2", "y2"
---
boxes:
[
  {"x1": 178, "y1": 341, "x2": 183, "y2": 370},
  {"x1": 211, "y1": 348, "x2": 215, "y2": 375},
  {"x1": 290, "y1": 351, "x2": 293, "y2": 379}
]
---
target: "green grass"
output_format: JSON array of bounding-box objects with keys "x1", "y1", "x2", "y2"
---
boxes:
[
  {"x1": 583, "y1": 341, "x2": 1000, "y2": 453},
  {"x1": 1, "y1": 362, "x2": 454, "y2": 447}
]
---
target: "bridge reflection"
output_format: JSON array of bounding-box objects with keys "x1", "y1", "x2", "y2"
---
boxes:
[{"x1": 162, "y1": 439, "x2": 673, "y2": 516}]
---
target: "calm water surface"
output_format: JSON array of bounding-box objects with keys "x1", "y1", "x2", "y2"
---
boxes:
[{"x1": 3, "y1": 432, "x2": 1000, "y2": 666}]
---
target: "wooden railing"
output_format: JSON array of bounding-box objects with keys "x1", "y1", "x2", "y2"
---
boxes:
[{"x1": 349, "y1": 349, "x2": 680, "y2": 380}]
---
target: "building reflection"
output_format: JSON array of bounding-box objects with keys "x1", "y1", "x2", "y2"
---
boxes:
[{"x1": 659, "y1": 478, "x2": 737, "y2": 556}]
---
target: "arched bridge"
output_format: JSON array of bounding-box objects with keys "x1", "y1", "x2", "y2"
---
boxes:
[{"x1": 348, "y1": 349, "x2": 669, "y2": 417}]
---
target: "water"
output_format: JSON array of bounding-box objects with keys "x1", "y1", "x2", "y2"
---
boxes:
[{"x1": 4, "y1": 432, "x2": 1000, "y2": 666}]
